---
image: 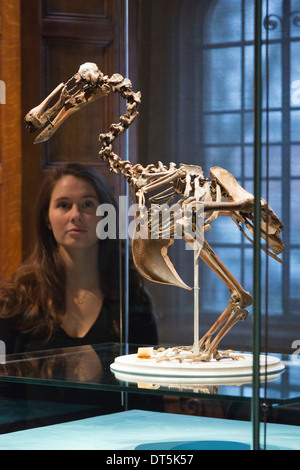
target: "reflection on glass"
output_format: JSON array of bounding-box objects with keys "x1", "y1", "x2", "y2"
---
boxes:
[
  {"x1": 137, "y1": 0, "x2": 297, "y2": 352},
  {"x1": 262, "y1": 180, "x2": 282, "y2": 217},
  {"x1": 290, "y1": 181, "x2": 300, "y2": 243},
  {"x1": 290, "y1": 249, "x2": 300, "y2": 300},
  {"x1": 291, "y1": 145, "x2": 300, "y2": 176},
  {"x1": 262, "y1": 0, "x2": 283, "y2": 41},
  {"x1": 290, "y1": 0, "x2": 300, "y2": 38},
  {"x1": 203, "y1": 0, "x2": 242, "y2": 44},
  {"x1": 202, "y1": 248, "x2": 242, "y2": 313},
  {"x1": 291, "y1": 110, "x2": 300, "y2": 142},
  {"x1": 205, "y1": 216, "x2": 242, "y2": 245},
  {"x1": 0, "y1": 345, "x2": 105, "y2": 384},
  {"x1": 203, "y1": 48, "x2": 242, "y2": 112},
  {"x1": 243, "y1": 145, "x2": 282, "y2": 178},
  {"x1": 262, "y1": 44, "x2": 282, "y2": 109},
  {"x1": 203, "y1": 114, "x2": 241, "y2": 144},
  {"x1": 0, "y1": 345, "x2": 297, "y2": 405},
  {"x1": 290, "y1": 42, "x2": 300, "y2": 108},
  {"x1": 262, "y1": 111, "x2": 282, "y2": 143},
  {"x1": 203, "y1": 146, "x2": 241, "y2": 178},
  {"x1": 244, "y1": 46, "x2": 254, "y2": 109}
]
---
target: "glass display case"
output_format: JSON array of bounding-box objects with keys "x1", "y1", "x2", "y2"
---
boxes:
[
  {"x1": 0, "y1": 0, "x2": 299, "y2": 451},
  {"x1": 0, "y1": 343, "x2": 298, "y2": 405},
  {"x1": 0, "y1": 343, "x2": 299, "y2": 449}
]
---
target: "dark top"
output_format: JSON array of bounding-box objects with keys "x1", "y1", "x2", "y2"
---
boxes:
[
  {"x1": 0, "y1": 296, "x2": 158, "y2": 355},
  {"x1": 0, "y1": 295, "x2": 162, "y2": 434}
]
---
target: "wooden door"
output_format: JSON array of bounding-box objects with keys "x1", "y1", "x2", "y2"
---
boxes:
[
  {"x1": 0, "y1": 0, "x2": 139, "y2": 277},
  {"x1": 20, "y1": 0, "x2": 132, "y2": 261}
]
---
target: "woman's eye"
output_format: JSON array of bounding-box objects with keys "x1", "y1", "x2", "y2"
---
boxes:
[
  {"x1": 57, "y1": 202, "x2": 70, "y2": 210},
  {"x1": 83, "y1": 200, "x2": 96, "y2": 208}
]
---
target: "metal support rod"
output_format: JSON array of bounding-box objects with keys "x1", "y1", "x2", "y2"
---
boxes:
[
  {"x1": 123, "y1": 0, "x2": 130, "y2": 352},
  {"x1": 252, "y1": 0, "x2": 263, "y2": 451},
  {"x1": 193, "y1": 249, "x2": 200, "y2": 355},
  {"x1": 120, "y1": 0, "x2": 131, "y2": 413}
]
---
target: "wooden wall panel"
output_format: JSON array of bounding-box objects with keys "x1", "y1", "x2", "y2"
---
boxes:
[
  {"x1": 21, "y1": 0, "x2": 127, "y2": 258},
  {"x1": 0, "y1": 0, "x2": 22, "y2": 278},
  {"x1": 0, "y1": 0, "x2": 138, "y2": 270},
  {"x1": 43, "y1": 39, "x2": 108, "y2": 165},
  {"x1": 44, "y1": 0, "x2": 107, "y2": 18},
  {"x1": 40, "y1": 0, "x2": 125, "y2": 173}
]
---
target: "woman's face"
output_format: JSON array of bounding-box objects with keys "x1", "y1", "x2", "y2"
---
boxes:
[{"x1": 48, "y1": 175, "x2": 101, "y2": 253}]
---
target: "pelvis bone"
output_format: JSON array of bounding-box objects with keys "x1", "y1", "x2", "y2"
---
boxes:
[{"x1": 25, "y1": 63, "x2": 285, "y2": 361}]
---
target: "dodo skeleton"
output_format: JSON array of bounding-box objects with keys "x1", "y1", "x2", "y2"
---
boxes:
[{"x1": 25, "y1": 63, "x2": 284, "y2": 362}]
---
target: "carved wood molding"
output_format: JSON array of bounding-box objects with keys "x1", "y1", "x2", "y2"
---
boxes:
[{"x1": 42, "y1": 17, "x2": 114, "y2": 42}]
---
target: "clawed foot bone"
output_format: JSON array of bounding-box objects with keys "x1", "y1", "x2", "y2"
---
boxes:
[{"x1": 145, "y1": 346, "x2": 245, "y2": 364}]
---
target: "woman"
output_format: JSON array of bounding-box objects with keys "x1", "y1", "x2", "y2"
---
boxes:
[
  {"x1": 0, "y1": 163, "x2": 158, "y2": 354},
  {"x1": 0, "y1": 163, "x2": 162, "y2": 435}
]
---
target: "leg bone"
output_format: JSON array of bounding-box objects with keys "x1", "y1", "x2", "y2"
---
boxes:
[{"x1": 196, "y1": 240, "x2": 252, "y2": 359}]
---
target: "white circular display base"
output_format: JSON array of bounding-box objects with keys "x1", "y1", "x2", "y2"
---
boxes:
[{"x1": 110, "y1": 350, "x2": 285, "y2": 386}]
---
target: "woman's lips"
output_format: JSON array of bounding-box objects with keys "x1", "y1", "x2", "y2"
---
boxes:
[{"x1": 67, "y1": 228, "x2": 87, "y2": 234}]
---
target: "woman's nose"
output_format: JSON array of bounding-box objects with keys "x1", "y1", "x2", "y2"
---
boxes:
[{"x1": 70, "y1": 204, "x2": 82, "y2": 220}]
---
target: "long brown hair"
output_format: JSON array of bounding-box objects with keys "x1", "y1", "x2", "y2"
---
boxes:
[{"x1": 0, "y1": 163, "x2": 126, "y2": 340}]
